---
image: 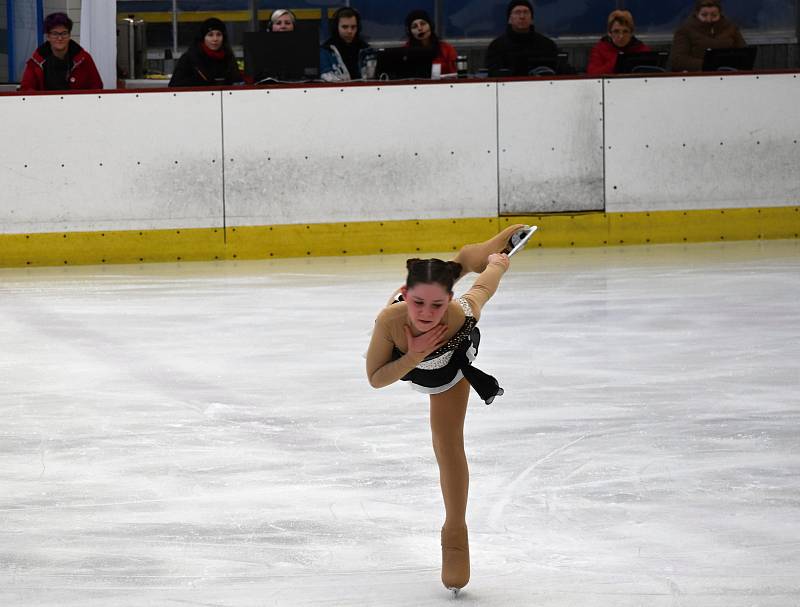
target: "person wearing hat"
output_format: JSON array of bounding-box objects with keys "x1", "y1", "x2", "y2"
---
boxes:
[
  {"x1": 169, "y1": 18, "x2": 243, "y2": 87},
  {"x1": 404, "y1": 10, "x2": 458, "y2": 76},
  {"x1": 20, "y1": 12, "x2": 103, "y2": 91},
  {"x1": 486, "y1": 0, "x2": 560, "y2": 76},
  {"x1": 670, "y1": 0, "x2": 746, "y2": 71},
  {"x1": 268, "y1": 9, "x2": 296, "y2": 32},
  {"x1": 320, "y1": 7, "x2": 371, "y2": 82},
  {"x1": 587, "y1": 10, "x2": 652, "y2": 75}
]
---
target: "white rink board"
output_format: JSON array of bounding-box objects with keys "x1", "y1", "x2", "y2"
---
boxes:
[
  {"x1": 605, "y1": 73, "x2": 800, "y2": 212},
  {"x1": 0, "y1": 91, "x2": 224, "y2": 234},
  {"x1": 497, "y1": 79, "x2": 604, "y2": 214},
  {"x1": 221, "y1": 83, "x2": 499, "y2": 226}
]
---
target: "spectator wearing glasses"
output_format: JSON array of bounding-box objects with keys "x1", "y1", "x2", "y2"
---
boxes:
[
  {"x1": 486, "y1": 0, "x2": 560, "y2": 76},
  {"x1": 670, "y1": 0, "x2": 746, "y2": 72},
  {"x1": 404, "y1": 10, "x2": 458, "y2": 76},
  {"x1": 587, "y1": 10, "x2": 652, "y2": 75},
  {"x1": 20, "y1": 12, "x2": 103, "y2": 91},
  {"x1": 169, "y1": 18, "x2": 243, "y2": 87}
]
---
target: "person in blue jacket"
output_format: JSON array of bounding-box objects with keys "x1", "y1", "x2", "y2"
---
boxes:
[{"x1": 320, "y1": 7, "x2": 371, "y2": 81}]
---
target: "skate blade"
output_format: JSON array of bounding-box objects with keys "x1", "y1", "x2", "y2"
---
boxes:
[
  {"x1": 507, "y1": 225, "x2": 538, "y2": 257},
  {"x1": 448, "y1": 587, "x2": 461, "y2": 599}
]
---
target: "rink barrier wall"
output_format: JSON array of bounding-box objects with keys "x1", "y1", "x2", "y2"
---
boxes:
[
  {"x1": 1, "y1": 74, "x2": 799, "y2": 267},
  {"x1": 2, "y1": 208, "x2": 797, "y2": 267},
  {"x1": 604, "y1": 73, "x2": 800, "y2": 212},
  {"x1": 221, "y1": 83, "x2": 500, "y2": 225}
]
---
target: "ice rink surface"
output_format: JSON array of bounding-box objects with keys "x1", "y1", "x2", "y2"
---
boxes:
[{"x1": 1, "y1": 239, "x2": 799, "y2": 606}]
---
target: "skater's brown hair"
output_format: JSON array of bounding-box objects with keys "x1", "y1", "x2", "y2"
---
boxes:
[{"x1": 405, "y1": 258, "x2": 463, "y2": 294}]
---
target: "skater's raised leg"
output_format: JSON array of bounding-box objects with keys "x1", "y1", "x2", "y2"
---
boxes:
[{"x1": 452, "y1": 224, "x2": 525, "y2": 279}]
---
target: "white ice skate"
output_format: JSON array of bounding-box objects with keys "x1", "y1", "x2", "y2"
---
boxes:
[{"x1": 506, "y1": 225, "x2": 538, "y2": 257}]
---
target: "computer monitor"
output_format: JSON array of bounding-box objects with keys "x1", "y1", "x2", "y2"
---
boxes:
[
  {"x1": 243, "y1": 26, "x2": 320, "y2": 82},
  {"x1": 615, "y1": 51, "x2": 668, "y2": 74},
  {"x1": 374, "y1": 47, "x2": 435, "y2": 80},
  {"x1": 702, "y1": 47, "x2": 757, "y2": 72}
]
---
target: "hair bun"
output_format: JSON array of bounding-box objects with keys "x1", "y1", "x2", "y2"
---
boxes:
[{"x1": 446, "y1": 261, "x2": 463, "y2": 281}]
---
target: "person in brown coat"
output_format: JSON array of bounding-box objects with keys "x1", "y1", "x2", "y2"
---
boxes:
[{"x1": 670, "y1": 0, "x2": 746, "y2": 71}]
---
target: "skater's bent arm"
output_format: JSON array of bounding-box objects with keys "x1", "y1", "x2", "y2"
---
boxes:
[
  {"x1": 463, "y1": 256, "x2": 509, "y2": 321},
  {"x1": 366, "y1": 312, "x2": 426, "y2": 388}
]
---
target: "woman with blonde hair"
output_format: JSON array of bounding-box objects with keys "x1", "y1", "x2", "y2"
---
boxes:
[
  {"x1": 268, "y1": 9, "x2": 296, "y2": 32},
  {"x1": 587, "y1": 10, "x2": 652, "y2": 75}
]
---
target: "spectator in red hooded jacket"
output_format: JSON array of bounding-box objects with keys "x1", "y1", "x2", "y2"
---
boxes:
[
  {"x1": 20, "y1": 12, "x2": 103, "y2": 91},
  {"x1": 587, "y1": 10, "x2": 652, "y2": 75}
]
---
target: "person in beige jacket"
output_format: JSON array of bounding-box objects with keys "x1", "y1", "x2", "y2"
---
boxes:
[
  {"x1": 670, "y1": 0, "x2": 746, "y2": 71},
  {"x1": 366, "y1": 224, "x2": 530, "y2": 594}
]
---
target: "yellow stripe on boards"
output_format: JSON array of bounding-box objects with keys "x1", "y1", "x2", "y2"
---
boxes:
[
  {"x1": 119, "y1": 10, "x2": 322, "y2": 24},
  {"x1": 0, "y1": 227, "x2": 226, "y2": 268},
  {"x1": 225, "y1": 218, "x2": 501, "y2": 260},
  {"x1": 0, "y1": 208, "x2": 798, "y2": 269},
  {"x1": 502, "y1": 207, "x2": 800, "y2": 248}
]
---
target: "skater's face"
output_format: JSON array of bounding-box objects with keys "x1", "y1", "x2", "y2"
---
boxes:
[
  {"x1": 204, "y1": 29, "x2": 224, "y2": 51},
  {"x1": 402, "y1": 282, "x2": 453, "y2": 332}
]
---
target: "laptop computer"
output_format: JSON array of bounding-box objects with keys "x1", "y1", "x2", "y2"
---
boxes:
[
  {"x1": 702, "y1": 47, "x2": 757, "y2": 71},
  {"x1": 374, "y1": 47, "x2": 435, "y2": 80}
]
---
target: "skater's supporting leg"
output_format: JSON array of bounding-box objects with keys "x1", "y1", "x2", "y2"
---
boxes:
[
  {"x1": 452, "y1": 224, "x2": 525, "y2": 280},
  {"x1": 430, "y1": 378, "x2": 471, "y2": 590},
  {"x1": 429, "y1": 378, "x2": 470, "y2": 527}
]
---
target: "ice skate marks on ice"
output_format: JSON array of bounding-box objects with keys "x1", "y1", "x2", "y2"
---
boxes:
[{"x1": 488, "y1": 433, "x2": 588, "y2": 532}]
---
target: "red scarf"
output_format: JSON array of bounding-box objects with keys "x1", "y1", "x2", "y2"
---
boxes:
[{"x1": 201, "y1": 43, "x2": 226, "y2": 60}]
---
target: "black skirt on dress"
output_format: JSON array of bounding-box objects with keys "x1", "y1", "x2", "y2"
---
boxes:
[{"x1": 391, "y1": 297, "x2": 504, "y2": 404}]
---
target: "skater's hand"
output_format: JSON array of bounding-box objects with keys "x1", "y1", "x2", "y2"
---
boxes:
[
  {"x1": 405, "y1": 324, "x2": 448, "y2": 357},
  {"x1": 487, "y1": 252, "x2": 510, "y2": 271}
]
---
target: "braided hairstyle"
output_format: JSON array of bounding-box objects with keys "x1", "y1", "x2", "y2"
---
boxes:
[{"x1": 405, "y1": 258, "x2": 463, "y2": 294}]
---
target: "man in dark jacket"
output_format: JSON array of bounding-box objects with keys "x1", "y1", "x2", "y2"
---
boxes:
[
  {"x1": 20, "y1": 12, "x2": 103, "y2": 91},
  {"x1": 486, "y1": 0, "x2": 560, "y2": 76}
]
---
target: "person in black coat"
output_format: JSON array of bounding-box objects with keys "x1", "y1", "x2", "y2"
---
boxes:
[
  {"x1": 169, "y1": 18, "x2": 243, "y2": 87},
  {"x1": 486, "y1": 0, "x2": 561, "y2": 76}
]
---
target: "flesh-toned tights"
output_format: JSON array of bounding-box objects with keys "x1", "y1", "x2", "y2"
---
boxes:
[{"x1": 429, "y1": 377, "x2": 471, "y2": 528}]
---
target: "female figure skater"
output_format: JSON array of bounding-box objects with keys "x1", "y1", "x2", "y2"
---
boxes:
[{"x1": 365, "y1": 224, "x2": 534, "y2": 593}]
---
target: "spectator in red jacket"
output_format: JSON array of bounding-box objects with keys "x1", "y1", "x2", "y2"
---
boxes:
[
  {"x1": 404, "y1": 10, "x2": 458, "y2": 76},
  {"x1": 587, "y1": 10, "x2": 652, "y2": 75},
  {"x1": 20, "y1": 12, "x2": 103, "y2": 91}
]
